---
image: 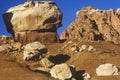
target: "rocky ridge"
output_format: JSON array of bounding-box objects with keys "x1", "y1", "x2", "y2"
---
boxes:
[{"x1": 61, "y1": 6, "x2": 120, "y2": 44}]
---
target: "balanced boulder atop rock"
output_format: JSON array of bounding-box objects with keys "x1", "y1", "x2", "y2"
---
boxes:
[{"x1": 3, "y1": 1, "x2": 62, "y2": 43}]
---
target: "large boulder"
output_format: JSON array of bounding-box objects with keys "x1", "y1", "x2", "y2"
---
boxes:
[
  {"x1": 3, "y1": 1, "x2": 62, "y2": 43},
  {"x1": 50, "y1": 63, "x2": 72, "y2": 80},
  {"x1": 96, "y1": 63, "x2": 120, "y2": 76},
  {"x1": 23, "y1": 42, "x2": 47, "y2": 60},
  {"x1": 61, "y1": 6, "x2": 120, "y2": 44}
]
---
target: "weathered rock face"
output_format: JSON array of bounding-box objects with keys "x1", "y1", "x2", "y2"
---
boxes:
[
  {"x1": 3, "y1": 1, "x2": 62, "y2": 43},
  {"x1": 61, "y1": 6, "x2": 120, "y2": 44}
]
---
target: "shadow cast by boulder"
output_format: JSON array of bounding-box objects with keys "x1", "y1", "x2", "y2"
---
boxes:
[
  {"x1": 60, "y1": 39, "x2": 67, "y2": 43},
  {"x1": 34, "y1": 70, "x2": 51, "y2": 76},
  {"x1": 3, "y1": 12, "x2": 14, "y2": 35},
  {"x1": 73, "y1": 70, "x2": 85, "y2": 80},
  {"x1": 48, "y1": 54, "x2": 70, "y2": 64},
  {"x1": 26, "y1": 65, "x2": 51, "y2": 76}
]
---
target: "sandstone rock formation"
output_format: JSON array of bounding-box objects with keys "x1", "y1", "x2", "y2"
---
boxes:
[
  {"x1": 3, "y1": 1, "x2": 62, "y2": 44},
  {"x1": 61, "y1": 6, "x2": 120, "y2": 44}
]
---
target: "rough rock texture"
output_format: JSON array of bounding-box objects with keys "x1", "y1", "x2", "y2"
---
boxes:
[
  {"x1": 0, "y1": 44, "x2": 12, "y2": 52},
  {"x1": 3, "y1": 1, "x2": 62, "y2": 43},
  {"x1": 61, "y1": 6, "x2": 120, "y2": 44},
  {"x1": 23, "y1": 42, "x2": 47, "y2": 60},
  {"x1": 39, "y1": 58, "x2": 54, "y2": 68},
  {"x1": 96, "y1": 63, "x2": 120, "y2": 76},
  {"x1": 0, "y1": 35, "x2": 13, "y2": 44},
  {"x1": 50, "y1": 63, "x2": 72, "y2": 80}
]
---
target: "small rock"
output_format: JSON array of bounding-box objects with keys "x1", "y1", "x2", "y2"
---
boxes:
[
  {"x1": 71, "y1": 77, "x2": 76, "y2": 80},
  {"x1": 88, "y1": 45, "x2": 94, "y2": 51},
  {"x1": 39, "y1": 58, "x2": 54, "y2": 68},
  {"x1": 82, "y1": 72, "x2": 91, "y2": 80},
  {"x1": 0, "y1": 44, "x2": 12, "y2": 52},
  {"x1": 79, "y1": 45, "x2": 87, "y2": 52},
  {"x1": 96, "y1": 63, "x2": 119, "y2": 76},
  {"x1": 50, "y1": 63, "x2": 72, "y2": 80},
  {"x1": 34, "y1": 67, "x2": 51, "y2": 73},
  {"x1": 23, "y1": 42, "x2": 47, "y2": 60},
  {"x1": 71, "y1": 45, "x2": 79, "y2": 52},
  {"x1": 10, "y1": 42, "x2": 22, "y2": 51}
]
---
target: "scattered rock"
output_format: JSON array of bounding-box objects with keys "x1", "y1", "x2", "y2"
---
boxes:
[
  {"x1": 71, "y1": 45, "x2": 79, "y2": 52},
  {"x1": 88, "y1": 45, "x2": 94, "y2": 51},
  {"x1": 0, "y1": 44, "x2": 12, "y2": 52},
  {"x1": 10, "y1": 42, "x2": 22, "y2": 51},
  {"x1": 50, "y1": 63, "x2": 72, "y2": 80},
  {"x1": 96, "y1": 63, "x2": 119, "y2": 76},
  {"x1": 23, "y1": 42, "x2": 47, "y2": 60},
  {"x1": 68, "y1": 44, "x2": 95, "y2": 53},
  {"x1": 79, "y1": 45, "x2": 87, "y2": 52},
  {"x1": 0, "y1": 35, "x2": 13, "y2": 44},
  {"x1": 3, "y1": 1, "x2": 62, "y2": 44},
  {"x1": 39, "y1": 58, "x2": 54, "y2": 68},
  {"x1": 82, "y1": 72, "x2": 91, "y2": 80},
  {"x1": 0, "y1": 35, "x2": 12, "y2": 41}
]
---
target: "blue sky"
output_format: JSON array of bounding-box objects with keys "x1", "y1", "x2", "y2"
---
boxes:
[{"x1": 0, "y1": 0, "x2": 120, "y2": 36}]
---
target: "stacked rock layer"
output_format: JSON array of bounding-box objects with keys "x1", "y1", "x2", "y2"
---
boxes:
[{"x1": 3, "y1": 1, "x2": 62, "y2": 44}]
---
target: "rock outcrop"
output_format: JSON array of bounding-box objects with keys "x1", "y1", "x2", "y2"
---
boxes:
[
  {"x1": 3, "y1": 1, "x2": 62, "y2": 44},
  {"x1": 61, "y1": 6, "x2": 120, "y2": 44}
]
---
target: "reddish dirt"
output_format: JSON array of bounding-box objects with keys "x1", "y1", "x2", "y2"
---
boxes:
[{"x1": 0, "y1": 40, "x2": 120, "y2": 80}]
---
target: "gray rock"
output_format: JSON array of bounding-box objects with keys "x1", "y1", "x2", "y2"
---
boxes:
[
  {"x1": 23, "y1": 42, "x2": 47, "y2": 60},
  {"x1": 96, "y1": 63, "x2": 119, "y2": 76},
  {"x1": 50, "y1": 63, "x2": 72, "y2": 80}
]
